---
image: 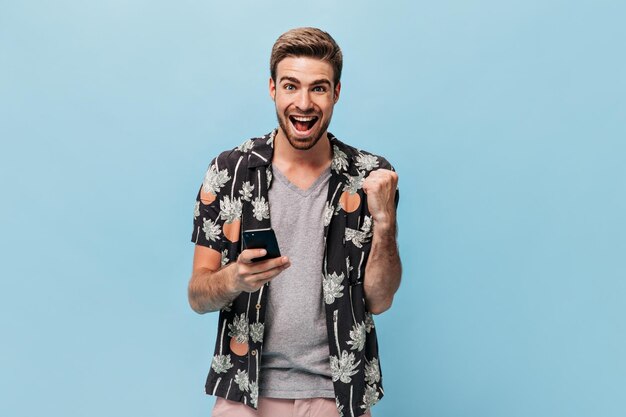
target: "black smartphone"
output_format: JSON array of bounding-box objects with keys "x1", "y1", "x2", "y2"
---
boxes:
[{"x1": 242, "y1": 228, "x2": 281, "y2": 262}]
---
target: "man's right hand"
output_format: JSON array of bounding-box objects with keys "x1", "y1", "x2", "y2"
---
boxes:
[{"x1": 229, "y1": 249, "x2": 291, "y2": 293}]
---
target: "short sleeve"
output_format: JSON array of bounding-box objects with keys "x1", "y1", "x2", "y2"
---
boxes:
[
  {"x1": 191, "y1": 155, "x2": 231, "y2": 253},
  {"x1": 345, "y1": 154, "x2": 399, "y2": 285}
]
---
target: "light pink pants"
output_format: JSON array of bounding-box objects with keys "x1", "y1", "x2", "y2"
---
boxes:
[{"x1": 211, "y1": 397, "x2": 373, "y2": 417}]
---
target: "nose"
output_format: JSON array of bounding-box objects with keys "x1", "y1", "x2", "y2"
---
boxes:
[{"x1": 295, "y1": 90, "x2": 313, "y2": 112}]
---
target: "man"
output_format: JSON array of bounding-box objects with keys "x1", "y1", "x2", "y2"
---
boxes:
[{"x1": 188, "y1": 27, "x2": 401, "y2": 417}]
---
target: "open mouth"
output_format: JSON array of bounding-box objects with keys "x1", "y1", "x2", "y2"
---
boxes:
[{"x1": 289, "y1": 115, "x2": 319, "y2": 133}]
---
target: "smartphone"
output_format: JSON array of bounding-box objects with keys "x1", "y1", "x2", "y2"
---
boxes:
[{"x1": 242, "y1": 228, "x2": 281, "y2": 262}]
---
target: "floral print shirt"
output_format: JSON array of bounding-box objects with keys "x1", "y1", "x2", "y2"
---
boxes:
[{"x1": 191, "y1": 129, "x2": 399, "y2": 417}]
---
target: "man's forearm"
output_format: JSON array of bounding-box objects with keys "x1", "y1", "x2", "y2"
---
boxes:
[
  {"x1": 363, "y1": 220, "x2": 402, "y2": 314},
  {"x1": 188, "y1": 264, "x2": 241, "y2": 314}
]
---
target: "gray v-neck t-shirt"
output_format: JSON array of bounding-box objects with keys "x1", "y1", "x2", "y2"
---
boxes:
[{"x1": 259, "y1": 164, "x2": 334, "y2": 399}]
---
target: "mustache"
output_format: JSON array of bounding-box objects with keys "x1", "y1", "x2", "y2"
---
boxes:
[{"x1": 287, "y1": 108, "x2": 319, "y2": 116}]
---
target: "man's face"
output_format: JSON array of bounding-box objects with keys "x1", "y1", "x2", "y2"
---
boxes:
[{"x1": 270, "y1": 56, "x2": 341, "y2": 151}]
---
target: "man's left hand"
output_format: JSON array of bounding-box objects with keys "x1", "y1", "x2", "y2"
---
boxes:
[{"x1": 362, "y1": 168, "x2": 399, "y2": 227}]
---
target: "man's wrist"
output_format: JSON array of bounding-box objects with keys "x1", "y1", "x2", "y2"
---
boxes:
[
  {"x1": 223, "y1": 262, "x2": 241, "y2": 296},
  {"x1": 372, "y1": 215, "x2": 396, "y2": 233}
]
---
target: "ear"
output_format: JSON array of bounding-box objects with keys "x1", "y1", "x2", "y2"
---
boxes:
[
  {"x1": 333, "y1": 81, "x2": 341, "y2": 103},
  {"x1": 269, "y1": 77, "x2": 276, "y2": 101}
]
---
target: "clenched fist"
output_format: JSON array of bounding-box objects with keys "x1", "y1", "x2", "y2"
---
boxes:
[{"x1": 362, "y1": 168, "x2": 399, "y2": 226}]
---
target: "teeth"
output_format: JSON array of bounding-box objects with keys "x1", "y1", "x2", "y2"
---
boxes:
[{"x1": 292, "y1": 116, "x2": 316, "y2": 122}]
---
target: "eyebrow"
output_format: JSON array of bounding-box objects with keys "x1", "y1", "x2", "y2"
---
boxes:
[{"x1": 279, "y1": 76, "x2": 332, "y2": 87}]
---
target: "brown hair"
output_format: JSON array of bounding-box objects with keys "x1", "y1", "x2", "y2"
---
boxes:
[{"x1": 270, "y1": 27, "x2": 343, "y2": 86}]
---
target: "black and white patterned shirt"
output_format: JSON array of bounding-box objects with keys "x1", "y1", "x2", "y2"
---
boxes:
[{"x1": 191, "y1": 128, "x2": 399, "y2": 417}]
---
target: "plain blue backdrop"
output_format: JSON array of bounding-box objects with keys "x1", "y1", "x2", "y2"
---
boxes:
[{"x1": 1, "y1": 0, "x2": 624, "y2": 416}]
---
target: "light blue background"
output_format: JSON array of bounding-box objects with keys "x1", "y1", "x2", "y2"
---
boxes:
[{"x1": 1, "y1": 0, "x2": 624, "y2": 416}]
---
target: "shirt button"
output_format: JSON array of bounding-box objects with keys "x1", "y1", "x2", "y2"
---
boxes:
[
  {"x1": 251, "y1": 349, "x2": 257, "y2": 356},
  {"x1": 255, "y1": 303, "x2": 261, "y2": 310}
]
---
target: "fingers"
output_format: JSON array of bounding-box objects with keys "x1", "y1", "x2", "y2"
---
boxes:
[
  {"x1": 246, "y1": 256, "x2": 290, "y2": 275},
  {"x1": 233, "y1": 251, "x2": 291, "y2": 293},
  {"x1": 248, "y1": 266, "x2": 286, "y2": 283},
  {"x1": 239, "y1": 250, "x2": 289, "y2": 271},
  {"x1": 238, "y1": 248, "x2": 268, "y2": 264},
  {"x1": 238, "y1": 261, "x2": 290, "y2": 292},
  {"x1": 363, "y1": 169, "x2": 398, "y2": 194}
]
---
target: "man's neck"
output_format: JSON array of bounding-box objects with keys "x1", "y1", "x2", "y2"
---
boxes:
[
  {"x1": 271, "y1": 128, "x2": 332, "y2": 190},
  {"x1": 273, "y1": 128, "x2": 332, "y2": 172}
]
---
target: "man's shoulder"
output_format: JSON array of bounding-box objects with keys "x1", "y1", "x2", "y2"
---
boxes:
[
  {"x1": 209, "y1": 130, "x2": 276, "y2": 170},
  {"x1": 329, "y1": 133, "x2": 395, "y2": 172}
]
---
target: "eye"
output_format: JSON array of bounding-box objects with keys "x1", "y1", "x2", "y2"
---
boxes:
[
  {"x1": 313, "y1": 86, "x2": 327, "y2": 92},
  {"x1": 284, "y1": 84, "x2": 295, "y2": 91}
]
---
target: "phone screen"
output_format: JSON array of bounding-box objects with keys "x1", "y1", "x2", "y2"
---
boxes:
[{"x1": 242, "y1": 228, "x2": 281, "y2": 262}]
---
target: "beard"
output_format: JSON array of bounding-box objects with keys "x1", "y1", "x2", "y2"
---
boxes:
[{"x1": 276, "y1": 109, "x2": 331, "y2": 151}]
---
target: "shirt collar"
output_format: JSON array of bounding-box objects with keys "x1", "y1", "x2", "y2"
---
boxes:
[
  {"x1": 246, "y1": 129, "x2": 277, "y2": 169},
  {"x1": 247, "y1": 128, "x2": 354, "y2": 172}
]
